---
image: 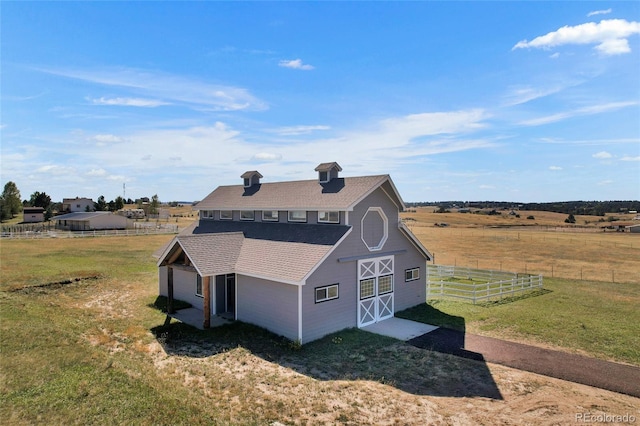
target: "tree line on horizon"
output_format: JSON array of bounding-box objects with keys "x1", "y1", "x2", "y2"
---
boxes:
[{"x1": 406, "y1": 200, "x2": 640, "y2": 216}]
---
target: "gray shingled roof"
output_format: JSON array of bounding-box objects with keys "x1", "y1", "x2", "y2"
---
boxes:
[
  {"x1": 54, "y1": 212, "x2": 115, "y2": 221},
  {"x1": 195, "y1": 175, "x2": 396, "y2": 211},
  {"x1": 162, "y1": 231, "x2": 336, "y2": 283},
  {"x1": 187, "y1": 220, "x2": 350, "y2": 245}
]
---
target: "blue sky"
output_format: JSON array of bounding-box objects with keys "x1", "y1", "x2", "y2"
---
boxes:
[{"x1": 2, "y1": 2, "x2": 639, "y2": 203}]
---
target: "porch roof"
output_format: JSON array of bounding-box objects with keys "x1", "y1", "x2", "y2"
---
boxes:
[{"x1": 159, "y1": 231, "x2": 336, "y2": 284}]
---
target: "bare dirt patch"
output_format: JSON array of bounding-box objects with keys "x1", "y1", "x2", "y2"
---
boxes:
[{"x1": 145, "y1": 336, "x2": 639, "y2": 425}]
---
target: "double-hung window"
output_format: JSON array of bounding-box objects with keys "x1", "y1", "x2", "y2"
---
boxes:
[
  {"x1": 315, "y1": 284, "x2": 339, "y2": 303},
  {"x1": 405, "y1": 268, "x2": 420, "y2": 282},
  {"x1": 288, "y1": 210, "x2": 307, "y2": 222},
  {"x1": 240, "y1": 210, "x2": 255, "y2": 221},
  {"x1": 318, "y1": 211, "x2": 339, "y2": 223},
  {"x1": 196, "y1": 275, "x2": 203, "y2": 297},
  {"x1": 262, "y1": 210, "x2": 279, "y2": 221}
]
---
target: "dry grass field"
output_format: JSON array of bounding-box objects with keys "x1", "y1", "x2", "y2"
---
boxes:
[
  {"x1": 1, "y1": 209, "x2": 639, "y2": 425},
  {"x1": 402, "y1": 208, "x2": 640, "y2": 283}
]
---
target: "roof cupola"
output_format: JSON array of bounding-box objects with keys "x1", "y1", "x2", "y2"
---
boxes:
[
  {"x1": 241, "y1": 171, "x2": 263, "y2": 188},
  {"x1": 314, "y1": 162, "x2": 342, "y2": 183}
]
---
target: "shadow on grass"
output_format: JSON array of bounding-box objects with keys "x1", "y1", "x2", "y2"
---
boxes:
[
  {"x1": 476, "y1": 288, "x2": 552, "y2": 307},
  {"x1": 150, "y1": 303, "x2": 503, "y2": 400}
]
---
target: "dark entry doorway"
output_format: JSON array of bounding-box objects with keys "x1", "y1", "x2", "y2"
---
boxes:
[{"x1": 215, "y1": 274, "x2": 235, "y2": 316}]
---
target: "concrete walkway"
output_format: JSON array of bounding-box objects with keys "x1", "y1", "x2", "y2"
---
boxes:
[
  {"x1": 167, "y1": 308, "x2": 233, "y2": 330},
  {"x1": 362, "y1": 317, "x2": 439, "y2": 340}
]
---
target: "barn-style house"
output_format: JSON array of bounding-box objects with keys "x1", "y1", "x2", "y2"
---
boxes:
[{"x1": 157, "y1": 162, "x2": 431, "y2": 344}]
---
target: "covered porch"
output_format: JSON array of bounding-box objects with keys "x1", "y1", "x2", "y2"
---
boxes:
[
  {"x1": 157, "y1": 234, "x2": 243, "y2": 330},
  {"x1": 166, "y1": 307, "x2": 234, "y2": 330}
]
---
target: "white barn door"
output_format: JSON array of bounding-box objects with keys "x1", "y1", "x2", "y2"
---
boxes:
[{"x1": 357, "y1": 255, "x2": 394, "y2": 327}]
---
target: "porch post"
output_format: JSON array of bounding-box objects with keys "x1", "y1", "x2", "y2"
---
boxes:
[
  {"x1": 167, "y1": 266, "x2": 175, "y2": 314},
  {"x1": 203, "y1": 275, "x2": 211, "y2": 329}
]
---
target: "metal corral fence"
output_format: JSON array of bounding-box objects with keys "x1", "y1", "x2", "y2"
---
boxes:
[
  {"x1": 1, "y1": 225, "x2": 178, "y2": 240},
  {"x1": 427, "y1": 264, "x2": 543, "y2": 304}
]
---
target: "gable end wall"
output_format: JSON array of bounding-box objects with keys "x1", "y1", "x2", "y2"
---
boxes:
[{"x1": 302, "y1": 186, "x2": 427, "y2": 343}]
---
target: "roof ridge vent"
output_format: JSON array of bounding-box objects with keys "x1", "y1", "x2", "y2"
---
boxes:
[
  {"x1": 314, "y1": 162, "x2": 342, "y2": 183},
  {"x1": 241, "y1": 171, "x2": 263, "y2": 188}
]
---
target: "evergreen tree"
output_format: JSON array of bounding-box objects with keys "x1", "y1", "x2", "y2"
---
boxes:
[{"x1": 1, "y1": 181, "x2": 22, "y2": 221}]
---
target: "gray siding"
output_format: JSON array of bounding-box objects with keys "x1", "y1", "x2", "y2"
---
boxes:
[
  {"x1": 172, "y1": 267, "x2": 202, "y2": 309},
  {"x1": 236, "y1": 275, "x2": 299, "y2": 341},
  {"x1": 158, "y1": 265, "x2": 204, "y2": 309},
  {"x1": 302, "y1": 186, "x2": 427, "y2": 343}
]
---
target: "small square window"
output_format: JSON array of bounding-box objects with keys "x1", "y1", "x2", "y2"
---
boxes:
[
  {"x1": 315, "y1": 284, "x2": 339, "y2": 303},
  {"x1": 318, "y1": 211, "x2": 339, "y2": 223},
  {"x1": 378, "y1": 275, "x2": 393, "y2": 294},
  {"x1": 262, "y1": 210, "x2": 279, "y2": 221},
  {"x1": 405, "y1": 268, "x2": 420, "y2": 282},
  {"x1": 240, "y1": 210, "x2": 255, "y2": 221},
  {"x1": 360, "y1": 279, "x2": 375, "y2": 300},
  {"x1": 220, "y1": 210, "x2": 232, "y2": 220},
  {"x1": 319, "y1": 171, "x2": 329, "y2": 182},
  {"x1": 288, "y1": 210, "x2": 307, "y2": 222}
]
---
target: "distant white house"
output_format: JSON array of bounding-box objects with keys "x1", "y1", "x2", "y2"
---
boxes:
[
  {"x1": 62, "y1": 197, "x2": 95, "y2": 213},
  {"x1": 55, "y1": 212, "x2": 130, "y2": 231},
  {"x1": 23, "y1": 207, "x2": 45, "y2": 223}
]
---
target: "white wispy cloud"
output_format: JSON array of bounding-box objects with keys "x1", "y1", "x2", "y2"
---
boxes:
[
  {"x1": 518, "y1": 101, "x2": 638, "y2": 126},
  {"x1": 587, "y1": 9, "x2": 612, "y2": 17},
  {"x1": 503, "y1": 84, "x2": 569, "y2": 106},
  {"x1": 252, "y1": 152, "x2": 282, "y2": 161},
  {"x1": 89, "y1": 97, "x2": 169, "y2": 107},
  {"x1": 513, "y1": 19, "x2": 640, "y2": 56},
  {"x1": 278, "y1": 59, "x2": 315, "y2": 70},
  {"x1": 621, "y1": 155, "x2": 640, "y2": 161},
  {"x1": 86, "y1": 168, "x2": 108, "y2": 177},
  {"x1": 90, "y1": 134, "x2": 125, "y2": 145},
  {"x1": 536, "y1": 137, "x2": 639, "y2": 146},
  {"x1": 36, "y1": 66, "x2": 267, "y2": 111},
  {"x1": 549, "y1": 166, "x2": 563, "y2": 170},
  {"x1": 268, "y1": 125, "x2": 330, "y2": 135},
  {"x1": 592, "y1": 151, "x2": 612, "y2": 159}
]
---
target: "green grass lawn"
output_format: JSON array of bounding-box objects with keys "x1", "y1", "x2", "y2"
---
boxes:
[
  {"x1": 1, "y1": 235, "x2": 639, "y2": 424},
  {"x1": 398, "y1": 277, "x2": 640, "y2": 365}
]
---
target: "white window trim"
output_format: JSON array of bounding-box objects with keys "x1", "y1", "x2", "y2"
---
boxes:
[
  {"x1": 196, "y1": 275, "x2": 203, "y2": 297},
  {"x1": 405, "y1": 267, "x2": 420, "y2": 282},
  {"x1": 240, "y1": 210, "x2": 255, "y2": 221},
  {"x1": 200, "y1": 210, "x2": 214, "y2": 220},
  {"x1": 315, "y1": 284, "x2": 339, "y2": 303},
  {"x1": 318, "y1": 211, "x2": 340, "y2": 224},
  {"x1": 220, "y1": 210, "x2": 233, "y2": 220},
  {"x1": 288, "y1": 210, "x2": 307, "y2": 222},
  {"x1": 319, "y1": 171, "x2": 329, "y2": 183},
  {"x1": 262, "y1": 210, "x2": 279, "y2": 221},
  {"x1": 360, "y1": 207, "x2": 389, "y2": 251}
]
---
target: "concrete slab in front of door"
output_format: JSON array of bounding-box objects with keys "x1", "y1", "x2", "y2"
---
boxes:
[{"x1": 362, "y1": 317, "x2": 439, "y2": 341}]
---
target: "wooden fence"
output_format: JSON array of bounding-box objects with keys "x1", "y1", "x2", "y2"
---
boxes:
[
  {"x1": 1, "y1": 226, "x2": 178, "y2": 240},
  {"x1": 427, "y1": 265, "x2": 543, "y2": 304}
]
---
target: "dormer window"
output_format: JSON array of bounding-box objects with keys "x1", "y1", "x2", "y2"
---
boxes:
[
  {"x1": 241, "y1": 171, "x2": 263, "y2": 188},
  {"x1": 315, "y1": 162, "x2": 342, "y2": 183}
]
